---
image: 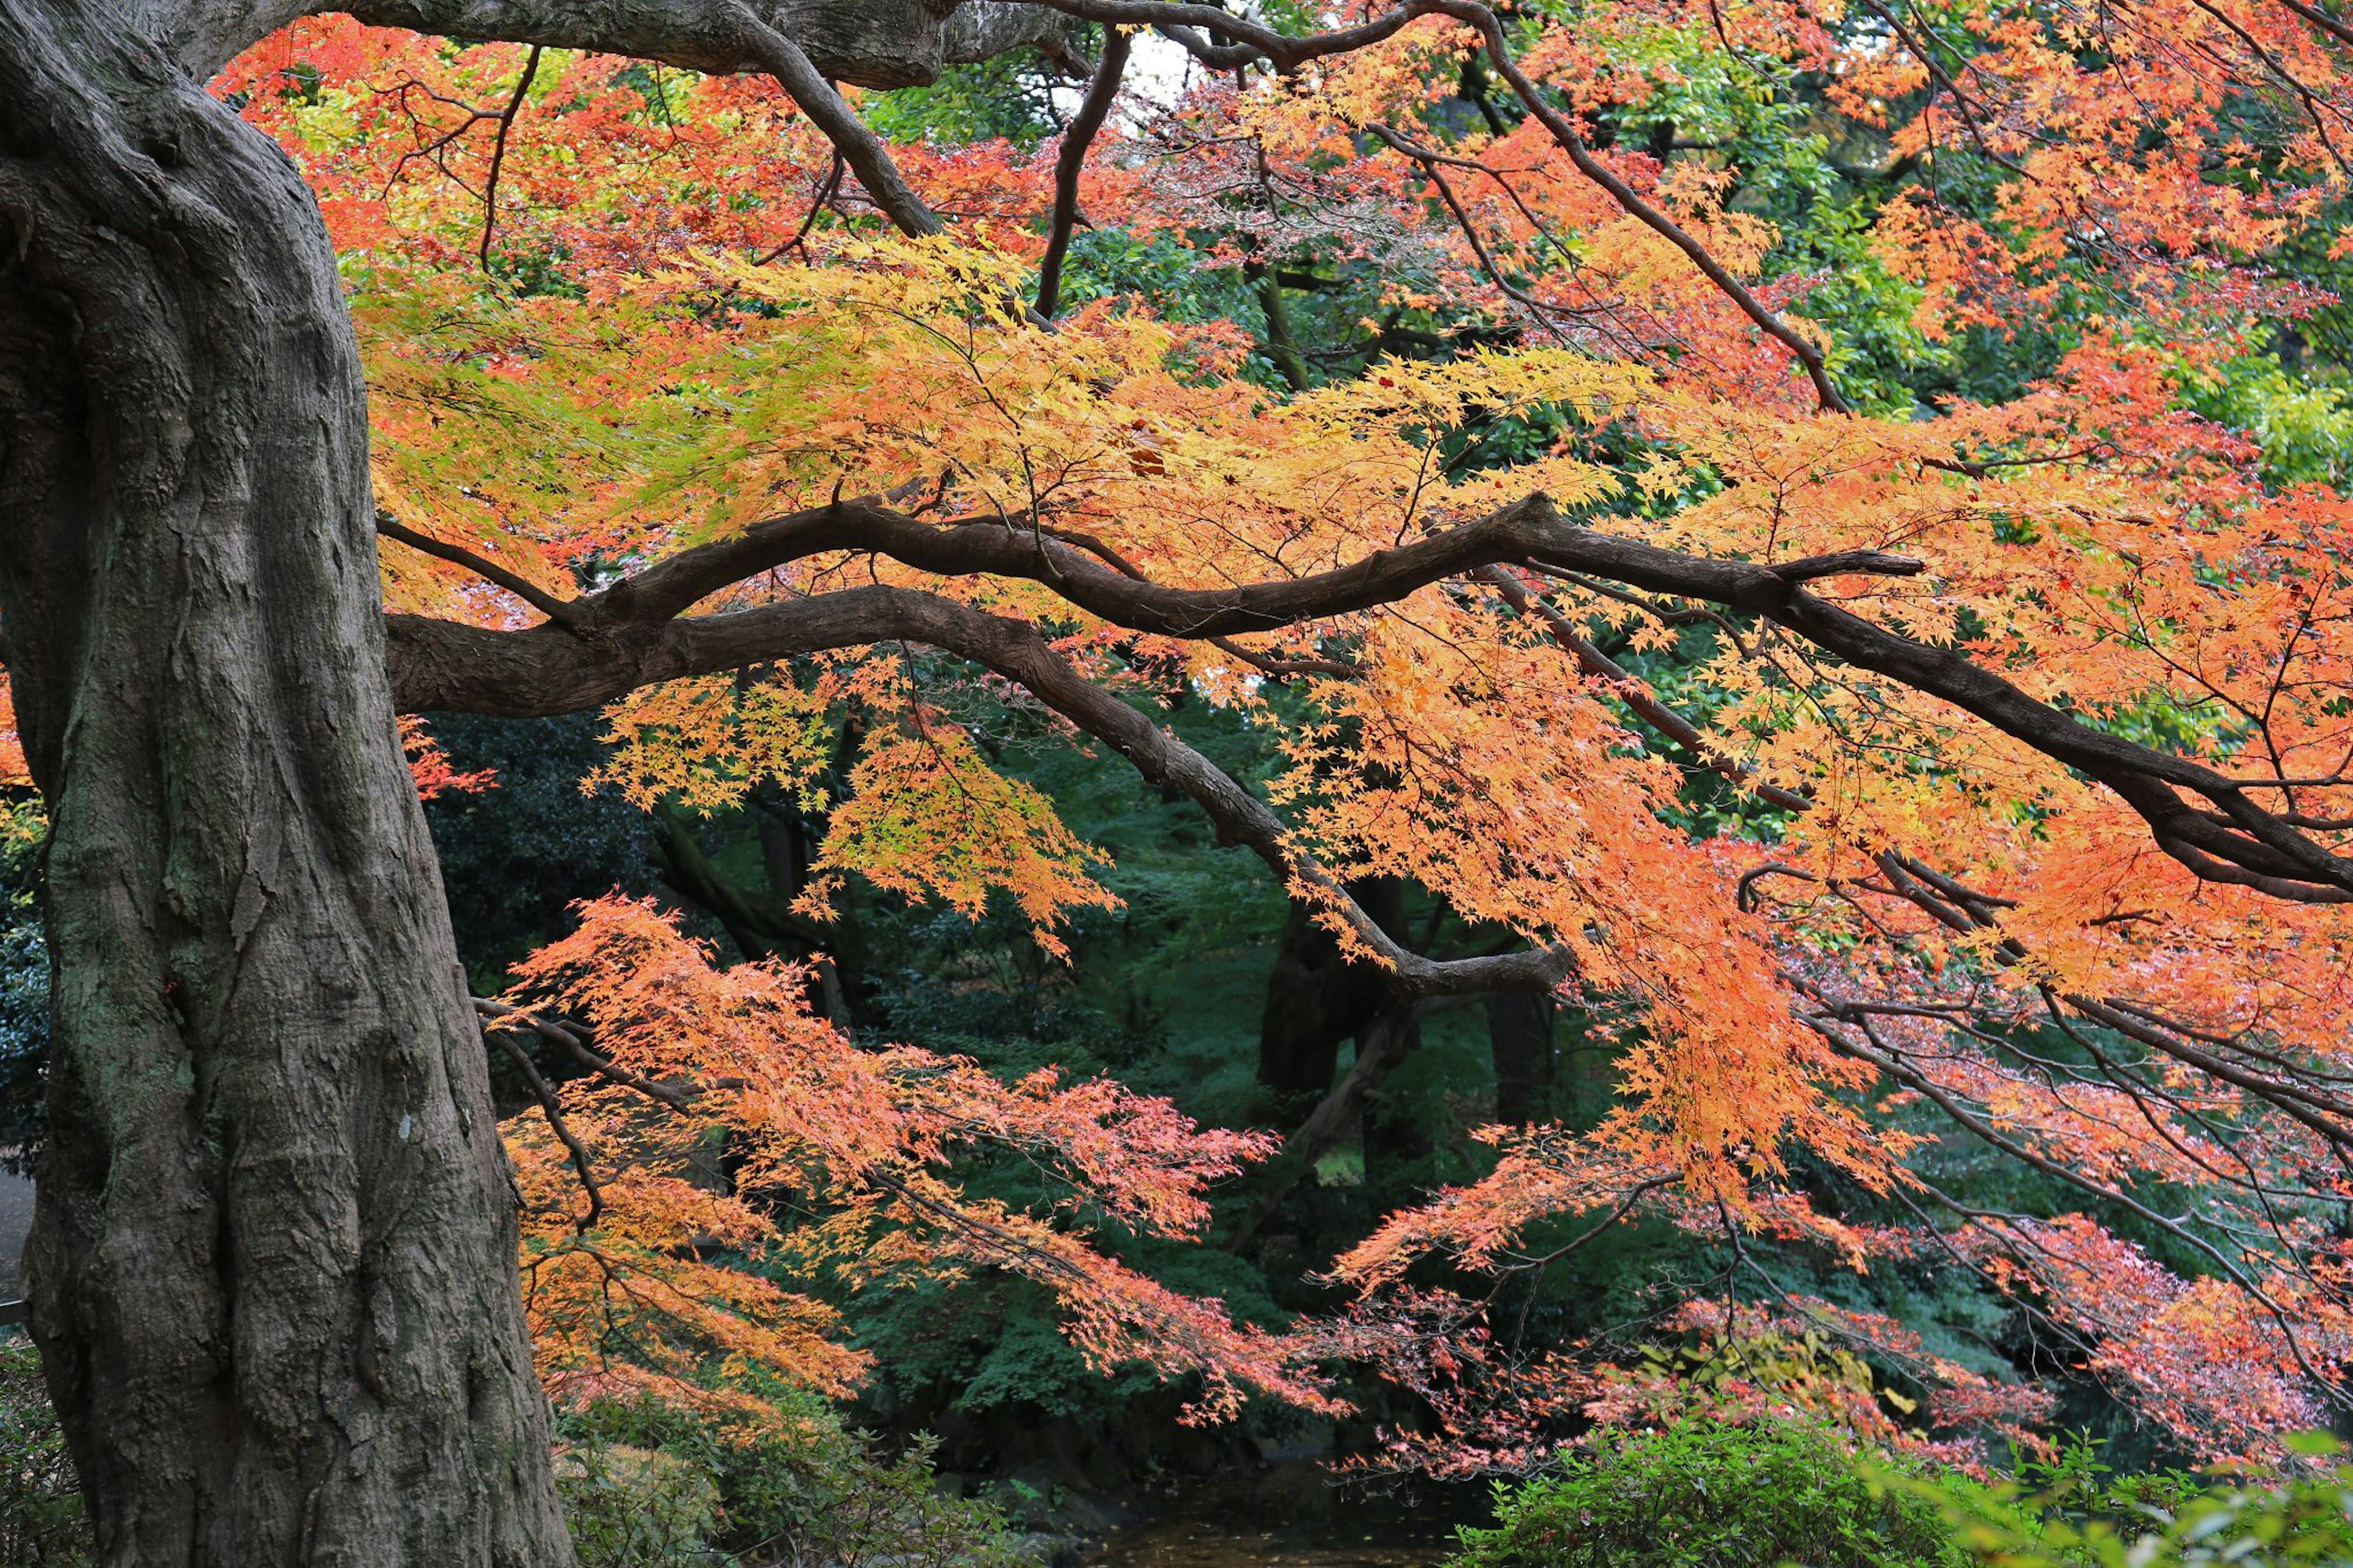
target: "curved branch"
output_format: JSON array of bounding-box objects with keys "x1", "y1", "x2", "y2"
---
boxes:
[
  {"x1": 390, "y1": 489, "x2": 2353, "y2": 902},
  {"x1": 376, "y1": 510, "x2": 588, "y2": 629},
  {"x1": 1035, "y1": 25, "x2": 1131, "y2": 318},
  {"x1": 393, "y1": 583, "x2": 1573, "y2": 996},
  {"x1": 734, "y1": 16, "x2": 941, "y2": 237}
]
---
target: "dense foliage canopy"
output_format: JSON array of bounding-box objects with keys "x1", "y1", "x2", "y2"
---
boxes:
[{"x1": 9, "y1": 0, "x2": 2353, "y2": 1499}]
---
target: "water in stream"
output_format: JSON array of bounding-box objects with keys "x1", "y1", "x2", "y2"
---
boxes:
[{"x1": 1083, "y1": 1460, "x2": 1487, "y2": 1568}]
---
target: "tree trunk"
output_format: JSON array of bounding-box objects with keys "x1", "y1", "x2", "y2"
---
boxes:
[
  {"x1": 0, "y1": 12, "x2": 570, "y2": 1566},
  {"x1": 1254, "y1": 879, "x2": 1404, "y2": 1102},
  {"x1": 1486, "y1": 993, "x2": 1554, "y2": 1126}
]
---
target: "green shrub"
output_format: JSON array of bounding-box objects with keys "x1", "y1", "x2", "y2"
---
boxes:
[
  {"x1": 0, "y1": 1336, "x2": 89, "y2": 1567},
  {"x1": 1446, "y1": 1418, "x2": 1976, "y2": 1568},
  {"x1": 556, "y1": 1442, "x2": 724, "y2": 1567},
  {"x1": 1914, "y1": 1435, "x2": 2353, "y2": 1567},
  {"x1": 558, "y1": 1382, "x2": 1021, "y2": 1568}
]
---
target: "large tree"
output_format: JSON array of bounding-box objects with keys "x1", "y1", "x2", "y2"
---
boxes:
[
  {"x1": 0, "y1": 4, "x2": 1053, "y2": 1561},
  {"x1": 2, "y1": 0, "x2": 2351, "y2": 1559}
]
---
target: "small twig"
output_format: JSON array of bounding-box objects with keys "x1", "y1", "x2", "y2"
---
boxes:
[
  {"x1": 486, "y1": 1023, "x2": 604, "y2": 1232},
  {"x1": 1477, "y1": 564, "x2": 1811, "y2": 811},
  {"x1": 376, "y1": 511, "x2": 589, "y2": 632},
  {"x1": 756, "y1": 151, "x2": 846, "y2": 265},
  {"x1": 474, "y1": 998, "x2": 699, "y2": 1107},
  {"x1": 1498, "y1": 1173, "x2": 1678, "y2": 1270}
]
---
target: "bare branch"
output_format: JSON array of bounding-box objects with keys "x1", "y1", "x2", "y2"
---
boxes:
[
  {"x1": 376, "y1": 510, "x2": 588, "y2": 631},
  {"x1": 483, "y1": 1019, "x2": 605, "y2": 1231},
  {"x1": 1035, "y1": 25, "x2": 1131, "y2": 318}
]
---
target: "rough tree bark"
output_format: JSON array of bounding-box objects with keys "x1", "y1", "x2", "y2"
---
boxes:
[
  {"x1": 0, "y1": 0, "x2": 1087, "y2": 1555},
  {"x1": 0, "y1": 9, "x2": 567, "y2": 1564}
]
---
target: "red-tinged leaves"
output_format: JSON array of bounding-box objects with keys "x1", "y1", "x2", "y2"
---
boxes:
[
  {"x1": 0, "y1": 678, "x2": 25, "y2": 789},
  {"x1": 399, "y1": 714, "x2": 496, "y2": 800},
  {"x1": 501, "y1": 896, "x2": 1328, "y2": 1423}
]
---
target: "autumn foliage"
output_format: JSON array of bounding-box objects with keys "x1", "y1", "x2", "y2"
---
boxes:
[
  {"x1": 159, "y1": 0, "x2": 2353, "y2": 1472},
  {"x1": 495, "y1": 894, "x2": 1320, "y2": 1423}
]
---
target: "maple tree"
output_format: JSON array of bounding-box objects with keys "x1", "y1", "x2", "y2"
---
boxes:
[
  {"x1": 487, "y1": 893, "x2": 1320, "y2": 1420},
  {"x1": 1, "y1": 0, "x2": 2351, "y2": 1558}
]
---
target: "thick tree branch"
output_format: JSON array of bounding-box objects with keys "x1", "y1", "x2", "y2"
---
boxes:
[
  {"x1": 1034, "y1": 24, "x2": 1130, "y2": 319},
  {"x1": 1229, "y1": 1001, "x2": 1425, "y2": 1248},
  {"x1": 733, "y1": 15, "x2": 942, "y2": 236},
  {"x1": 198, "y1": 0, "x2": 1067, "y2": 86},
  {"x1": 387, "y1": 491, "x2": 2353, "y2": 903}
]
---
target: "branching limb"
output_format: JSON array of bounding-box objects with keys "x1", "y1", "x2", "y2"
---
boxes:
[
  {"x1": 1035, "y1": 25, "x2": 1131, "y2": 318},
  {"x1": 1475, "y1": 564, "x2": 1813, "y2": 812},
  {"x1": 757, "y1": 150, "x2": 846, "y2": 264},
  {"x1": 376, "y1": 511, "x2": 588, "y2": 631},
  {"x1": 485, "y1": 1020, "x2": 605, "y2": 1231},
  {"x1": 477, "y1": 45, "x2": 543, "y2": 269},
  {"x1": 387, "y1": 490, "x2": 2353, "y2": 903},
  {"x1": 1804, "y1": 1012, "x2": 2343, "y2": 1399}
]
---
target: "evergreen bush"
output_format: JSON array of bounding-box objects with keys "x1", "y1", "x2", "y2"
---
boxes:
[{"x1": 1445, "y1": 1419, "x2": 1974, "y2": 1568}]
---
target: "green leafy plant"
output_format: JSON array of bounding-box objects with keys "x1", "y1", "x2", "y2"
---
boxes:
[
  {"x1": 559, "y1": 1382, "x2": 1021, "y2": 1568},
  {"x1": 0, "y1": 1337, "x2": 89, "y2": 1568},
  {"x1": 556, "y1": 1442, "x2": 723, "y2": 1568},
  {"x1": 1911, "y1": 1434, "x2": 2353, "y2": 1567},
  {"x1": 1446, "y1": 1418, "x2": 1979, "y2": 1568}
]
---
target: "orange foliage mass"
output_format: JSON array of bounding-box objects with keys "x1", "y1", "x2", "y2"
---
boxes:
[
  {"x1": 502, "y1": 896, "x2": 1326, "y2": 1423},
  {"x1": 0, "y1": 678, "x2": 26, "y2": 789},
  {"x1": 199, "y1": 0, "x2": 2353, "y2": 1464}
]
